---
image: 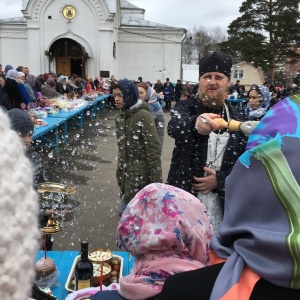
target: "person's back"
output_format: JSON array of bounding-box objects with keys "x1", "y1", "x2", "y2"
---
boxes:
[
  {"x1": 91, "y1": 182, "x2": 212, "y2": 300},
  {"x1": 4, "y1": 69, "x2": 25, "y2": 109},
  {"x1": 0, "y1": 76, "x2": 12, "y2": 110},
  {"x1": 17, "y1": 72, "x2": 30, "y2": 105},
  {"x1": 42, "y1": 78, "x2": 62, "y2": 99},
  {"x1": 24, "y1": 74, "x2": 37, "y2": 102},
  {"x1": 158, "y1": 93, "x2": 300, "y2": 300}
]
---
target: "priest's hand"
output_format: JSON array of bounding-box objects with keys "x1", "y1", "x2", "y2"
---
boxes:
[{"x1": 195, "y1": 113, "x2": 220, "y2": 135}]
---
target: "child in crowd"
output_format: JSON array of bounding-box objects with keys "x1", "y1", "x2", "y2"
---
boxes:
[{"x1": 113, "y1": 79, "x2": 162, "y2": 213}]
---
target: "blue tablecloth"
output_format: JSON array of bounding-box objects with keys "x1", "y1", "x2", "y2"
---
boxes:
[
  {"x1": 35, "y1": 250, "x2": 134, "y2": 300},
  {"x1": 32, "y1": 95, "x2": 110, "y2": 156},
  {"x1": 227, "y1": 98, "x2": 248, "y2": 107}
]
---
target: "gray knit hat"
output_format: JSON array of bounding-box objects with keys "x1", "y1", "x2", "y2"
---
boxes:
[{"x1": 7, "y1": 108, "x2": 34, "y2": 136}]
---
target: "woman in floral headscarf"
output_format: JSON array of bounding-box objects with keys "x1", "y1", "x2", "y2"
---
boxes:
[
  {"x1": 92, "y1": 182, "x2": 213, "y2": 300},
  {"x1": 157, "y1": 94, "x2": 300, "y2": 299}
]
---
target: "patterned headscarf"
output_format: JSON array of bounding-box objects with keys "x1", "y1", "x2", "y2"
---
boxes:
[
  {"x1": 210, "y1": 94, "x2": 300, "y2": 300},
  {"x1": 117, "y1": 183, "x2": 212, "y2": 299}
]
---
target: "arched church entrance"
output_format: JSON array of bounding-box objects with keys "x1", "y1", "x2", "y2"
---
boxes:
[{"x1": 48, "y1": 38, "x2": 89, "y2": 77}]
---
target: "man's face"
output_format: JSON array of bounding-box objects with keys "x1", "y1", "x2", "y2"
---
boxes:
[
  {"x1": 23, "y1": 67, "x2": 29, "y2": 75},
  {"x1": 113, "y1": 88, "x2": 124, "y2": 109},
  {"x1": 199, "y1": 72, "x2": 229, "y2": 109}
]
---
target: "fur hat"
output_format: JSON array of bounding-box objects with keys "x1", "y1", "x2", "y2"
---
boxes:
[
  {"x1": 0, "y1": 109, "x2": 39, "y2": 299},
  {"x1": 199, "y1": 52, "x2": 232, "y2": 79},
  {"x1": 118, "y1": 79, "x2": 139, "y2": 109},
  {"x1": 7, "y1": 108, "x2": 34, "y2": 136}
]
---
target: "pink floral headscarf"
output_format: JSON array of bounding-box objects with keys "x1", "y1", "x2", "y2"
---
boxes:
[{"x1": 116, "y1": 183, "x2": 213, "y2": 299}]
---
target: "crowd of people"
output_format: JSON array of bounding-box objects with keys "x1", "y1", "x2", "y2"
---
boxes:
[
  {"x1": 0, "y1": 64, "x2": 121, "y2": 111},
  {"x1": 2, "y1": 51, "x2": 300, "y2": 300}
]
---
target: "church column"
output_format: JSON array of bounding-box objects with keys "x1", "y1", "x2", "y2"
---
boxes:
[{"x1": 26, "y1": 21, "x2": 42, "y2": 74}]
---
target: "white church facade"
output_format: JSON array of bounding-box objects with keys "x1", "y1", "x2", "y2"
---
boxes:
[{"x1": 0, "y1": 0, "x2": 186, "y2": 82}]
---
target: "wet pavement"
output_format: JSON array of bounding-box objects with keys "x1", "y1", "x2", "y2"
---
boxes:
[{"x1": 38, "y1": 106, "x2": 174, "y2": 251}]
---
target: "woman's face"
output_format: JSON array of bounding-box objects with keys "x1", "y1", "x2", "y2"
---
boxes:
[
  {"x1": 248, "y1": 90, "x2": 261, "y2": 109},
  {"x1": 138, "y1": 87, "x2": 147, "y2": 101}
]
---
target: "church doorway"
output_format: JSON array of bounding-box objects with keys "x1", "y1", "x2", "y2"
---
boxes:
[{"x1": 49, "y1": 38, "x2": 88, "y2": 77}]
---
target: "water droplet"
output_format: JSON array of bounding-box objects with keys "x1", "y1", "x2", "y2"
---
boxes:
[
  {"x1": 48, "y1": 152, "x2": 53, "y2": 158},
  {"x1": 133, "y1": 135, "x2": 138, "y2": 139}
]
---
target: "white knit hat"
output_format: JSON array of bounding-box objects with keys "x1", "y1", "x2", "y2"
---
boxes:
[{"x1": 0, "y1": 110, "x2": 40, "y2": 299}]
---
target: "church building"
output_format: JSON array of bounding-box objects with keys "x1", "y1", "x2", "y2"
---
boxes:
[{"x1": 0, "y1": 0, "x2": 186, "y2": 82}]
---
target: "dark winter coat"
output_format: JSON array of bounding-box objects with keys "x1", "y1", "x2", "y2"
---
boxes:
[
  {"x1": 175, "y1": 83, "x2": 183, "y2": 95},
  {"x1": 163, "y1": 86, "x2": 174, "y2": 102},
  {"x1": 0, "y1": 87, "x2": 12, "y2": 110},
  {"x1": 116, "y1": 101, "x2": 162, "y2": 204},
  {"x1": 154, "y1": 83, "x2": 164, "y2": 94},
  {"x1": 175, "y1": 83, "x2": 183, "y2": 102},
  {"x1": 166, "y1": 97, "x2": 248, "y2": 209},
  {"x1": 4, "y1": 78, "x2": 24, "y2": 109},
  {"x1": 56, "y1": 82, "x2": 72, "y2": 94}
]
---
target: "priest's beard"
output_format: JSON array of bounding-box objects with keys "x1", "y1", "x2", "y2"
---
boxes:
[{"x1": 199, "y1": 91, "x2": 225, "y2": 109}]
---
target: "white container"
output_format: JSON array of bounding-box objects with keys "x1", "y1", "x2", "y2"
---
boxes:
[
  {"x1": 233, "y1": 91, "x2": 238, "y2": 99},
  {"x1": 65, "y1": 254, "x2": 123, "y2": 293}
]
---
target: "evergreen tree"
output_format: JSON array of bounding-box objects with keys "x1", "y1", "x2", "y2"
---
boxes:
[{"x1": 219, "y1": 0, "x2": 300, "y2": 83}]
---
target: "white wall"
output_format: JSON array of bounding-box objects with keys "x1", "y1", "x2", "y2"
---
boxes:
[
  {"x1": 0, "y1": 29, "x2": 28, "y2": 68},
  {"x1": 117, "y1": 31, "x2": 182, "y2": 83}
]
